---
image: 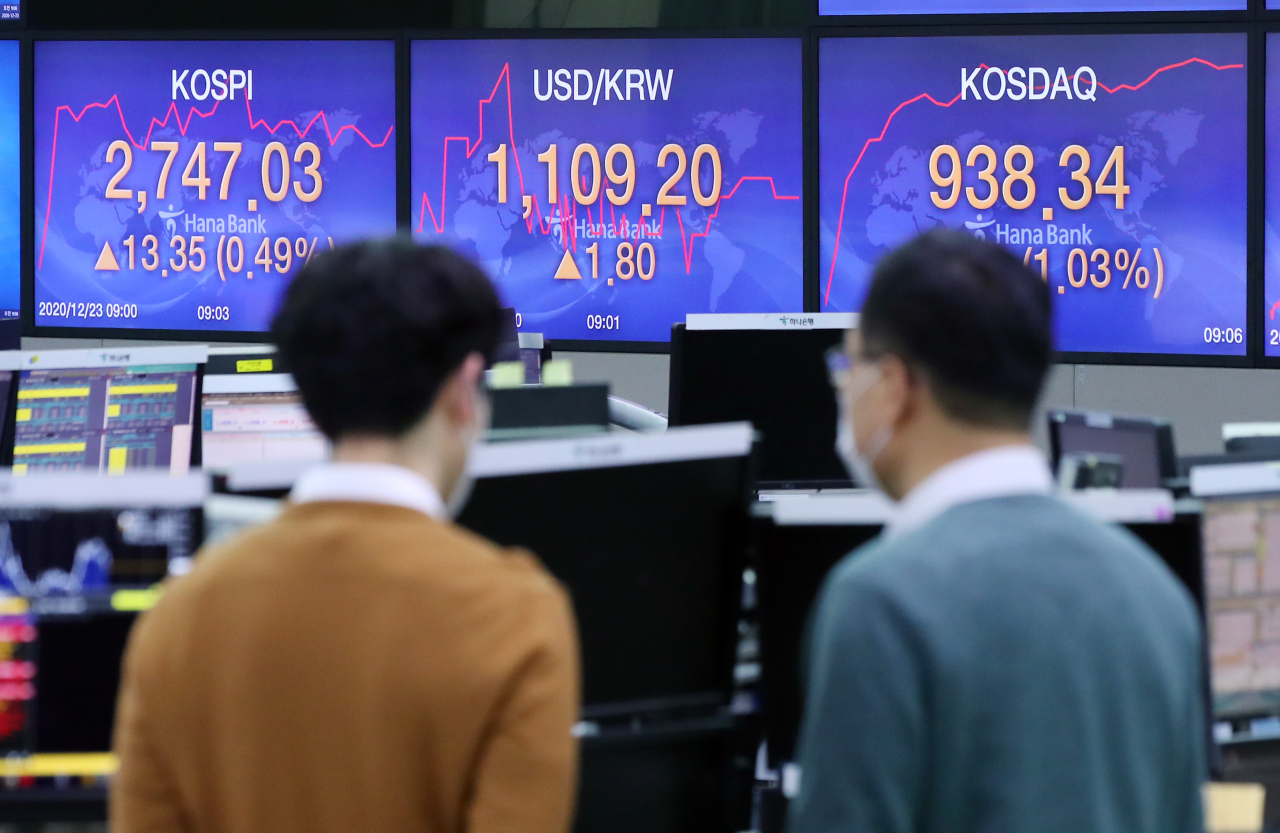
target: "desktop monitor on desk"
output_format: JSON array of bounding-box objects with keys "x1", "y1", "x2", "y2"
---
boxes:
[
  {"x1": 457, "y1": 423, "x2": 755, "y2": 717},
  {"x1": 0, "y1": 472, "x2": 204, "y2": 775},
  {"x1": 200, "y1": 353, "x2": 327, "y2": 471},
  {"x1": 1048, "y1": 411, "x2": 1177, "y2": 489},
  {"x1": 10, "y1": 346, "x2": 206, "y2": 475},
  {"x1": 1202, "y1": 493, "x2": 1280, "y2": 721},
  {"x1": 669, "y1": 316, "x2": 855, "y2": 490}
]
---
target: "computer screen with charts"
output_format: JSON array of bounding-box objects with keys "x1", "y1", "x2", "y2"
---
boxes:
[
  {"x1": 0, "y1": 472, "x2": 204, "y2": 767},
  {"x1": 1204, "y1": 496, "x2": 1280, "y2": 718},
  {"x1": 201, "y1": 371, "x2": 326, "y2": 470},
  {"x1": 11, "y1": 346, "x2": 205, "y2": 475}
]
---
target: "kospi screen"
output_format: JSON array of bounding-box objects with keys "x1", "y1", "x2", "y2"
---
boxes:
[
  {"x1": 410, "y1": 38, "x2": 804, "y2": 344},
  {"x1": 819, "y1": 34, "x2": 1248, "y2": 358},
  {"x1": 33, "y1": 40, "x2": 398, "y2": 335},
  {"x1": 820, "y1": 0, "x2": 1244, "y2": 12}
]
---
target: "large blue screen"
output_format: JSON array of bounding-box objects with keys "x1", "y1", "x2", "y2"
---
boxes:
[
  {"x1": 821, "y1": 0, "x2": 1245, "y2": 13},
  {"x1": 33, "y1": 40, "x2": 398, "y2": 334},
  {"x1": 820, "y1": 34, "x2": 1248, "y2": 357},
  {"x1": 411, "y1": 38, "x2": 804, "y2": 343},
  {"x1": 0, "y1": 40, "x2": 17, "y2": 331}
]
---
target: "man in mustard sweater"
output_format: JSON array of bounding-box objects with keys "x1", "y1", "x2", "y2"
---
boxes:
[{"x1": 111, "y1": 240, "x2": 581, "y2": 833}]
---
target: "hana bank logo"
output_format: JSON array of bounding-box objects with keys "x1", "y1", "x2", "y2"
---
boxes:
[
  {"x1": 965, "y1": 214, "x2": 997, "y2": 240},
  {"x1": 158, "y1": 204, "x2": 186, "y2": 238}
]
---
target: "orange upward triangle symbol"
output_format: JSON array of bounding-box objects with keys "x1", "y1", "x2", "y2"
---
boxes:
[
  {"x1": 553, "y1": 250, "x2": 582, "y2": 280},
  {"x1": 94, "y1": 241, "x2": 120, "y2": 271}
]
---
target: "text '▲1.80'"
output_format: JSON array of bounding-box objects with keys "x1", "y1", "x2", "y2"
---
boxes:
[{"x1": 100, "y1": 140, "x2": 323, "y2": 209}]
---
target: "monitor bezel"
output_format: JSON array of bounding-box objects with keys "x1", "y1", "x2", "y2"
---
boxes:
[
  {"x1": 812, "y1": 23, "x2": 1257, "y2": 368},
  {"x1": 1047, "y1": 408, "x2": 1180, "y2": 483},
  {"x1": 11, "y1": 358, "x2": 206, "y2": 473},
  {"x1": 406, "y1": 28, "x2": 809, "y2": 355},
  {"x1": 21, "y1": 31, "x2": 403, "y2": 343}
]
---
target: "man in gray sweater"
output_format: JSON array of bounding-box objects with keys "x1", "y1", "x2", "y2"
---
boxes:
[{"x1": 791, "y1": 230, "x2": 1206, "y2": 833}]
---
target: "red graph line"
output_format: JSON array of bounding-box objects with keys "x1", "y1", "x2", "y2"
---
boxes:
[
  {"x1": 39, "y1": 95, "x2": 394, "y2": 269},
  {"x1": 1270, "y1": 299, "x2": 1280, "y2": 321},
  {"x1": 823, "y1": 57, "x2": 1244, "y2": 306},
  {"x1": 416, "y1": 62, "x2": 798, "y2": 272}
]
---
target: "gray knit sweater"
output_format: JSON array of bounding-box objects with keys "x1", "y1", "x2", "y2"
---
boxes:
[{"x1": 789, "y1": 495, "x2": 1206, "y2": 833}]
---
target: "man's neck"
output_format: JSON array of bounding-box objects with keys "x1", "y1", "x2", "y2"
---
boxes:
[
  {"x1": 889, "y1": 422, "x2": 1033, "y2": 501},
  {"x1": 330, "y1": 436, "x2": 450, "y2": 501}
]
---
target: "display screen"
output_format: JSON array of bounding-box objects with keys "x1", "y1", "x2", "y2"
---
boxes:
[
  {"x1": 819, "y1": 34, "x2": 1247, "y2": 357},
  {"x1": 1205, "y1": 498, "x2": 1280, "y2": 716},
  {"x1": 411, "y1": 38, "x2": 804, "y2": 343},
  {"x1": 1262, "y1": 34, "x2": 1280, "y2": 358},
  {"x1": 14, "y1": 364, "x2": 198, "y2": 474},
  {"x1": 820, "y1": 0, "x2": 1244, "y2": 12},
  {"x1": 33, "y1": 40, "x2": 398, "y2": 334},
  {"x1": 0, "y1": 41, "x2": 16, "y2": 342},
  {"x1": 201, "y1": 390, "x2": 326, "y2": 468}
]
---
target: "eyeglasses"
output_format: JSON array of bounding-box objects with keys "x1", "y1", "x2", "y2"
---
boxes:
[{"x1": 825, "y1": 345, "x2": 851, "y2": 389}]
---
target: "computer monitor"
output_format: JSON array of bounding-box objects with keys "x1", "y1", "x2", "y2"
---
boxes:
[
  {"x1": 1048, "y1": 411, "x2": 1177, "y2": 489},
  {"x1": 818, "y1": 31, "x2": 1247, "y2": 364},
  {"x1": 32, "y1": 38, "x2": 397, "y2": 339},
  {"x1": 669, "y1": 317, "x2": 854, "y2": 489},
  {"x1": 752, "y1": 495, "x2": 888, "y2": 768},
  {"x1": 200, "y1": 369, "x2": 327, "y2": 470},
  {"x1": 457, "y1": 423, "x2": 754, "y2": 716},
  {"x1": 0, "y1": 472, "x2": 204, "y2": 766},
  {"x1": 1202, "y1": 494, "x2": 1280, "y2": 720},
  {"x1": 755, "y1": 494, "x2": 1208, "y2": 767},
  {"x1": 409, "y1": 35, "x2": 804, "y2": 348},
  {"x1": 0, "y1": 350, "x2": 24, "y2": 460},
  {"x1": 12, "y1": 346, "x2": 206, "y2": 475}
]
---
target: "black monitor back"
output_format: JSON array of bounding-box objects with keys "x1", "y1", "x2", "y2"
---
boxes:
[
  {"x1": 669, "y1": 325, "x2": 848, "y2": 489},
  {"x1": 755, "y1": 507, "x2": 1206, "y2": 767},
  {"x1": 754, "y1": 516, "x2": 882, "y2": 768},
  {"x1": 576, "y1": 716, "x2": 753, "y2": 833},
  {"x1": 489, "y1": 384, "x2": 610, "y2": 432},
  {"x1": 457, "y1": 429, "x2": 753, "y2": 716},
  {"x1": 33, "y1": 609, "x2": 137, "y2": 753}
]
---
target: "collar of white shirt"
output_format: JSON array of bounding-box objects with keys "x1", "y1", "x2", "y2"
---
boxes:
[
  {"x1": 885, "y1": 444, "x2": 1054, "y2": 539},
  {"x1": 290, "y1": 462, "x2": 446, "y2": 519}
]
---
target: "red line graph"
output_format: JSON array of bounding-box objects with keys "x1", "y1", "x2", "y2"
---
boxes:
[
  {"x1": 415, "y1": 62, "x2": 799, "y2": 271},
  {"x1": 39, "y1": 96, "x2": 395, "y2": 269},
  {"x1": 823, "y1": 57, "x2": 1243, "y2": 306}
]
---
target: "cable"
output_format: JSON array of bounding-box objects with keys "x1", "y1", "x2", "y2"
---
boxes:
[
  {"x1": 559, "y1": 0, "x2": 579, "y2": 27},
  {"x1": 517, "y1": 0, "x2": 545, "y2": 27}
]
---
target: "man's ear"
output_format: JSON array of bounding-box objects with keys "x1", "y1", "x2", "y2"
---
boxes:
[
  {"x1": 445, "y1": 353, "x2": 486, "y2": 427},
  {"x1": 879, "y1": 354, "x2": 917, "y2": 427}
]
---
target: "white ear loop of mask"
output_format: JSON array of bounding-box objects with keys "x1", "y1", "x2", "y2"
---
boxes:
[{"x1": 835, "y1": 364, "x2": 893, "y2": 491}]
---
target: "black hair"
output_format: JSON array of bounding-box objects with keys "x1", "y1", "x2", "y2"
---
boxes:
[
  {"x1": 860, "y1": 228, "x2": 1052, "y2": 430},
  {"x1": 271, "y1": 238, "x2": 503, "y2": 441}
]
